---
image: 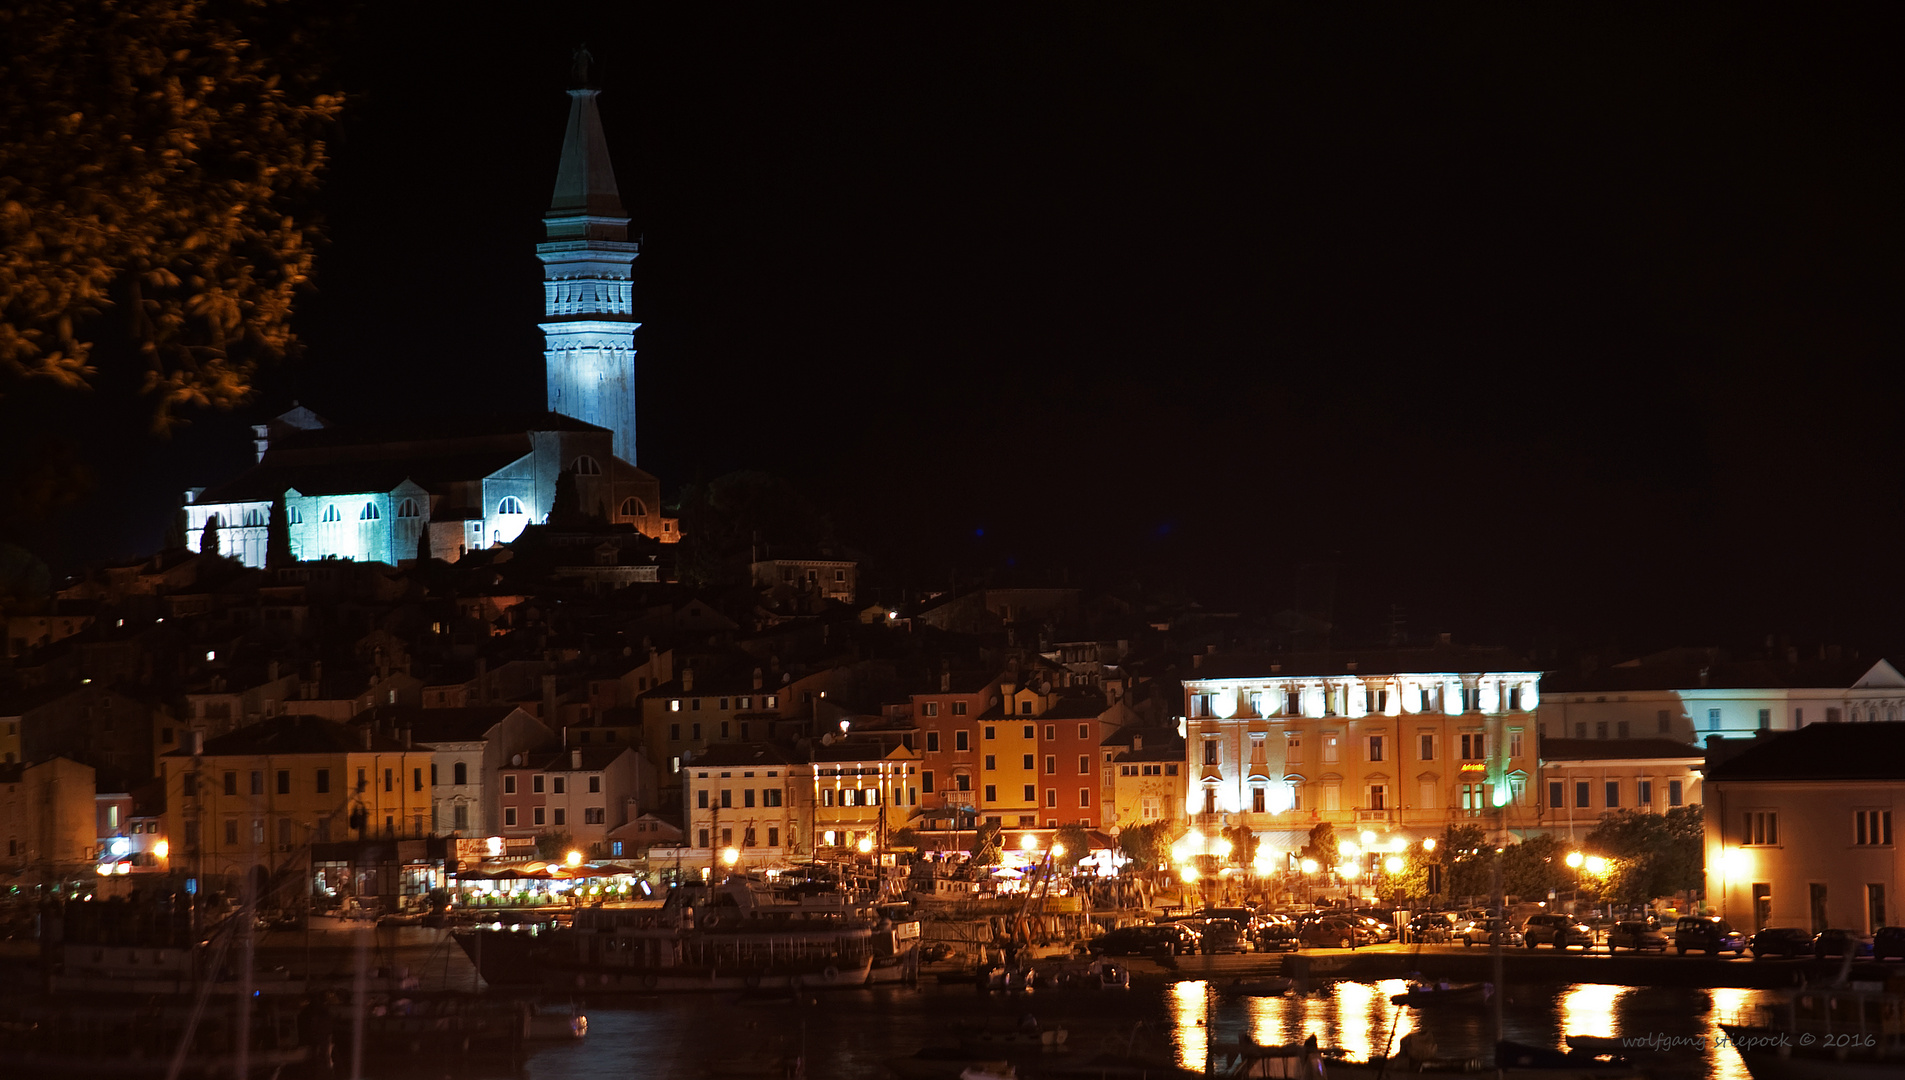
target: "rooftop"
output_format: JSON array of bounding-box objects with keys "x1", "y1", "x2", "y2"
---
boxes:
[
  {"x1": 1538, "y1": 737, "x2": 1703, "y2": 761},
  {"x1": 1708, "y1": 722, "x2": 1905, "y2": 782}
]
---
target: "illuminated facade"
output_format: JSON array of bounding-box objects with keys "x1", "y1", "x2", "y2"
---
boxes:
[
  {"x1": 1534, "y1": 738, "x2": 1705, "y2": 839},
  {"x1": 182, "y1": 83, "x2": 678, "y2": 567},
  {"x1": 1179, "y1": 650, "x2": 1543, "y2": 846},
  {"x1": 1704, "y1": 723, "x2": 1905, "y2": 934}
]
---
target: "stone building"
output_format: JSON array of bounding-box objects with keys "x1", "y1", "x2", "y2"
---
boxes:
[{"x1": 0, "y1": 757, "x2": 98, "y2": 877}]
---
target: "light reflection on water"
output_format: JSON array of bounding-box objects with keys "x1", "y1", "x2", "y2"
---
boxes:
[{"x1": 1169, "y1": 979, "x2": 1778, "y2": 1079}]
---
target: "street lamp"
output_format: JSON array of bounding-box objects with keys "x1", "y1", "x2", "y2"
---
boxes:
[
  {"x1": 1565, "y1": 851, "x2": 1584, "y2": 869},
  {"x1": 1384, "y1": 856, "x2": 1404, "y2": 875},
  {"x1": 857, "y1": 835, "x2": 874, "y2": 855},
  {"x1": 565, "y1": 849, "x2": 583, "y2": 868},
  {"x1": 721, "y1": 847, "x2": 740, "y2": 867}
]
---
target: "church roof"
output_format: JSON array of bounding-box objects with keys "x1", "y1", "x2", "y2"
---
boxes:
[{"x1": 547, "y1": 89, "x2": 626, "y2": 221}]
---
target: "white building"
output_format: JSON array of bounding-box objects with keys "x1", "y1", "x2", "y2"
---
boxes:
[
  {"x1": 1179, "y1": 649, "x2": 1545, "y2": 852},
  {"x1": 1704, "y1": 723, "x2": 1905, "y2": 935},
  {"x1": 182, "y1": 82, "x2": 676, "y2": 567},
  {"x1": 355, "y1": 706, "x2": 552, "y2": 838},
  {"x1": 1537, "y1": 650, "x2": 1905, "y2": 747}
]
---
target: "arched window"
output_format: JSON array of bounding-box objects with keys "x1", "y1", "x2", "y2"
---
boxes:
[
  {"x1": 570, "y1": 455, "x2": 602, "y2": 476},
  {"x1": 286, "y1": 504, "x2": 302, "y2": 525},
  {"x1": 497, "y1": 497, "x2": 525, "y2": 516},
  {"x1": 396, "y1": 498, "x2": 420, "y2": 519},
  {"x1": 321, "y1": 504, "x2": 342, "y2": 523},
  {"x1": 359, "y1": 502, "x2": 380, "y2": 521},
  {"x1": 242, "y1": 507, "x2": 267, "y2": 527},
  {"x1": 619, "y1": 497, "x2": 646, "y2": 517}
]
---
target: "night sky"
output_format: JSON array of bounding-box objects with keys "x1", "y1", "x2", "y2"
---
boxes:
[{"x1": 5, "y1": 6, "x2": 1901, "y2": 657}]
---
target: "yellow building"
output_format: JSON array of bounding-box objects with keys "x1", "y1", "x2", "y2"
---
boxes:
[
  {"x1": 160, "y1": 715, "x2": 432, "y2": 892},
  {"x1": 0, "y1": 757, "x2": 97, "y2": 876},
  {"x1": 810, "y1": 739, "x2": 921, "y2": 851},
  {"x1": 1107, "y1": 735, "x2": 1188, "y2": 829}
]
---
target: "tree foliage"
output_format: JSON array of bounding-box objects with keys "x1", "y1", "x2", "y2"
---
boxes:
[
  {"x1": 1501, "y1": 833, "x2": 1570, "y2": 900},
  {"x1": 0, "y1": 0, "x2": 342, "y2": 424},
  {"x1": 1221, "y1": 824, "x2": 1258, "y2": 868},
  {"x1": 1054, "y1": 824, "x2": 1090, "y2": 867},
  {"x1": 1586, "y1": 805, "x2": 1704, "y2": 904},
  {"x1": 1117, "y1": 821, "x2": 1170, "y2": 870},
  {"x1": 534, "y1": 831, "x2": 576, "y2": 861},
  {"x1": 1298, "y1": 821, "x2": 1339, "y2": 868}
]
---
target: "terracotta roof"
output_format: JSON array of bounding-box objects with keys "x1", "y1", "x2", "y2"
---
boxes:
[
  {"x1": 166, "y1": 714, "x2": 416, "y2": 757},
  {"x1": 1707, "y1": 722, "x2": 1905, "y2": 782},
  {"x1": 1539, "y1": 737, "x2": 1703, "y2": 761}
]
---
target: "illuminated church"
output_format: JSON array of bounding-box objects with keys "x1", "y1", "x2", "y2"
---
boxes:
[{"x1": 183, "y1": 85, "x2": 676, "y2": 567}]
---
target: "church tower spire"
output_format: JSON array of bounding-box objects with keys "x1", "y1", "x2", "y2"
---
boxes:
[{"x1": 539, "y1": 59, "x2": 641, "y2": 463}]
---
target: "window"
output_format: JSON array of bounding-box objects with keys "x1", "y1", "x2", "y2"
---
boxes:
[
  {"x1": 1044, "y1": 755, "x2": 1057, "y2": 774},
  {"x1": 743, "y1": 788, "x2": 755, "y2": 808},
  {"x1": 570, "y1": 455, "x2": 601, "y2": 475},
  {"x1": 720, "y1": 789, "x2": 732, "y2": 809},
  {"x1": 321, "y1": 503, "x2": 342, "y2": 523},
  {"x1": 953, "y1": 702, "x2": 967, "y2": 716},
  {"x1": 1638, "y1": 779, "x2": 1653, "y2": 804},
  {"x1": 1743, "y1": 811, "x2": 1778, "y2": 845},
  {"x1": 1508, "y1": 732, "x2": 1523, "y2": 758},
  {"x1": 1022, "y1": 754, "x2": 1034, "y2": 770},
  {"x1": 691, "y1": 722, "x2": 701, "y2": 738},
  {"x1": 552, "y1": 776, "x2": 566, "y2": 795},
  {"x1": 619, "y1": 497, "x2": 646, "y2": 517},
  {"x1": 383, "y1": 769, "x2": 393, "y2": 793},
  {"x1": 1252, "y1": 787, "x2": 1265, "y2": 813},
  {"x1": 224, "y1": 820, "x2": 238, "y2": 845},
  {"x1": 533, "y1": 807, "x2": 545, "y2": 826},
  {"x1": 1419, "y1": 735, "x2": 1433, "y2": 761},
  {"x1": 984, "y1": 784, "x2": 997, "y2": 802},
  {"x1": 1046, "y1": 789, "x2": 1057, "y2": 807},
  {"x1": 1575, "y1": 781, "x2": 1590, "y2": 808},
  {"x1": 1548, "y1": 780, "x2": 1564, "y2": 808},
  {"x1": 276, "y1": 770, "x2": 290, "y2": 795},
  {"x1": 505, "y1": 808, "x2": 518, "y2": 827},
  {"x1": 1575, "y1": 722, "x2": 1587, "y2": 738},
  {"x1": 1044, "y1": 725, "x2": 1055, "y2": 741},
  {"x1": 1020, "y1": 702, "x2": 1033, "y2": 716},
  {"x1": 315, "y1": 769, "x2": 329, "y2": 794},
  {"x1": 763, "y1": 789, "x2": 781, "y2": 807},
  {"x1": 956, "y1": 773, "x2": 971, "y2": 791},
  {"x1": 1460, "y1": 784, "x2": 1483, "y2": 817},
  {"x1": 1707, "y1": 708, "x2": 1722, "y2": 732},
  {"x1": 984, "y1": 726, "x2": 996, "y2": 741},
  {"x1": 1669, "y1": 779, "x2": 1683, "y2": 805},
  {"x1": 1657, "y1": 709, "x2": 1671, "y2": 733},
  {"x1": 1461, "y1": 734, "x2": 1484, "y2": 760},
  {"x1": 1203, "y1": 740, "x2": 1218, "y2": 766},
  {"x1": 1758, "y1": 709, "x2": 1771, "y2": 731},
  {"x1": 223, "y1": 772, "x2": 237, "y2": 796},
  {"x1": 584, "y1": 807, "x2": 606, "y2": 824},
  {"x1": 286, "y1": 505, "x2": 302, "y2": 525},
  {"x1": 955, "y1": 730, "x2": 970, "y2": 751},
  {"x1": 1078, "y1": 755, "x2": 1090, "y2": 774},
  {"x1": 530, "y1": 774, "x2": 544, "y2": 794},
  {"x1": 552, "y1": 808, "x2": 566, "y2": 826},
  {"x1": 1616, "y1": 721, "x2": 1629, "y2": 738},
  {"x1": 1022, "y1": 784, "x2": 1036, "y2": 802},
  {"x1": 1368, "y1": 784, "x2": 1386, "y2": 810},
  {"x1": 922, "y1": 771, "x2": 935, "y2": 794},
  {"x1": 498, "y1": 497, "x2": 525, "y2": 516},
  {"x1": 1855, "y1": 810, "x2": 1893, "y2": 846},
  {"x1": 359, "y1": 502, "x2": 380, "y2": 521},
  {"x1": 984, "y1": 755, "x2": 997, "y2": 771},
  {"x1": 922, "y1": 702, "x2": 939, "y2": 717},
  {"x1": 396, "y1": 498, "x2": 419, "y2": 518},
  {"x1": 1367, "y1": 735, "x2": 1384, "y2": 762},
  {"x1": 1079, "y1": 723, "x2": 1090, "y2": 739},
  {"x1": 454, "y1": 804, "x2": 468, "y2": 830},
  {"x1": 1605, "y1": 781, "x2": 1620, "y2": 808},
  {"x1": 413, "y1": 768, "x2": 424, "y2": 792},
  {"x1": 453, "y1": 761, "x2": 467, "y2": 785},
  {"x1": 926, "y1": 732, "x2": 940, "y2": 752},
  {"x1": 588, "y1": 775, "x2": 600, "y2": 793}
]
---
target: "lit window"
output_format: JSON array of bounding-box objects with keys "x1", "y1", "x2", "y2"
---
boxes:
[
  {"x1": 571, "y1": 455, "x2": 602, "y2": 476},
  {"x1": 498, "y1": 497, "x2": 525, "y2": 516},
  {"x1": 395, "y1": 498, "x2": 420, "y2": 519},
  {"x1": 359, "y1": 502, "x2": 380, "y2": 521},
  {"x1": 620, "y1": 497, "x2": 646, "y2": 517},
  {"x1": 286, "y1": 504, "x2": 302, "y2": 525},
  {"x1": 321, "y1": 504, "x2": 342, "y2": 523}
]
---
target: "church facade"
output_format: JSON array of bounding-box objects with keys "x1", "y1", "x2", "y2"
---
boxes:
[{"x1": 184, "y1": 84, "x2": 675, "y2": 567}]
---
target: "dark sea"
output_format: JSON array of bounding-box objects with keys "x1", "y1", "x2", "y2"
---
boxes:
[{"x1": 422, "y1": 977, "x2": 1768, "y2": 1079}]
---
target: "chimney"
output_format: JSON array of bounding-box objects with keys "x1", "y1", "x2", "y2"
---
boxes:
[
  {"x1": 940, "y1": 669, "x2": 951, "y2": 693},
  {"x1": 752, "y1": 668, "x2": 763, "y2": 691},
  {"x1": 542, "y1": 674, "x2": 558, "y2": 720},
  {"x1": 571, "y1": 748, "x2": 582, "y2": 770},
  {"x1": 191, "y1": 731, "x2": 205, "y2": 755},
  {"x1": 474, "y1": 658, "x2": 488, "y2": 704},
  {"x1": 682, "y1": 668, "x2": 694, "y2": 693},
  {"x1": 1192, "y1": 654, "x2": 1202, "y2": 669},
  {"x1": 402, "y1": 726, "x2": 412, "y2": 749}
]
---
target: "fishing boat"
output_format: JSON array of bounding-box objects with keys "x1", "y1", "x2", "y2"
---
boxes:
[
  {"x1": 1388, "y1": 979, "x2": 1492, "y2": 1006},
  {"x1": 455, "y1": 875, "x2": 910, "y2": 993},
  {"x1": 1718, "y1": 978, "x2": 1905, "y2": 1079}
]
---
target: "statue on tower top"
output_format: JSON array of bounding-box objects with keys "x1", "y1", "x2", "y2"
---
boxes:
[{"x1": 571, "y1": 43, "x2": 596, "y2": 89}]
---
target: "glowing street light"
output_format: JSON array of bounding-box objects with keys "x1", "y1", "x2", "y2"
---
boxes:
[
  {"x1": 565, "y1": 849, "x2": 583, "y2": 867},
  {"x1": 1050, "y1": 843, "x2": 1065, "y2": 859},
  {"x1": 1565, "y1": 851, "x2": 1584, "y2": 869},
  {"x1": 857, "y1": 835, "x2": 874, "y2": 855},
  {"x1": 1384, "y1": 856, "x2": 1404, "y2": 874},
  {"x1": 1338, "y1": 840, "x2": 1359, "y2": 857},
  {"x1": 1360, "y1": 830, "x2": 1377, "y2": 847},
  {"x1": 1422, "y1": 838, "x2": 1437, "y2": 852},
  {"x1": 1300, "y1": 858, "x2": 1319, "y2": 874},
  {"x1": 1179, "y1": 865, "x2": 1200, "y2": 883},
  {"x1": 1020, "y1": 833, "x2": 1038, "y2": 852},
  {"x1": 154, "y1": 840, "x2": 169, "y2": 859},
  {"x1": 721, "y1": 847, "x2": 741, "y2": 866},
  {"x1": 1583, "y1": 855, "x2": 1608, "y2": 875}
]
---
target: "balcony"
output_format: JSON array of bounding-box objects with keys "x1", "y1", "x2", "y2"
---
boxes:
[{"x1": 1354, "y1": 807, "x2": 1395, "y2": 824}]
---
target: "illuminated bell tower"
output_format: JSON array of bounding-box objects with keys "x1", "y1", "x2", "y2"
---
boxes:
[{"x1": 539, "y1": 77, "x2": 640, "y2": 463}]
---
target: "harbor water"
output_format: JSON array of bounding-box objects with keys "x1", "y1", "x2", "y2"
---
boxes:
[{"x1": 423, "y1": 977, "x2": 1774, "y2": 1079}]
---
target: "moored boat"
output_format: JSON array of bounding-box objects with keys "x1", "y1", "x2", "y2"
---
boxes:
[{"x1": 1389, "y1": 979, "x2": 1491, "y2": 1006}]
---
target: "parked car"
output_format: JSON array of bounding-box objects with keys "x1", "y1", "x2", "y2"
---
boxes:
[
  {"x1": 1673, "y1": 916, "x2": 1746, "y2": 956},
  {"x1": 1606, "y1": 920, "x2": 1668, "y2": 953},
  {"x1": 1408, "y1": 912, "x2": 1462, "y2": 943},
  {"x1": 1092, "y1": 924, "x2": 1200, "y2": 956},
  {"x1": 1812, "y1": 928, "x2": 1875, "y2": 960},
  {"x1": 1749, "y1": 927, "x2": 1813, "y2": 959},
  {"x1": 1187, "y1": 918, "x2": 1252, "y2": 954},
  {"x1": 1455, "y1": 919, "x2": 1524, "y2": 947},
  {"x1": 1873, "y1": 926, "x2": 1905, "y2": 961},
  {"x1": 1303, "y1": 917, "x2": 1382, "y2": 948},
  {"x1": 1524, "y1": 913, "x2": 1596, "y2": 950},
  {"x1": 1254, "y1": 917, "x2": 1303, "y2": 952}
]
